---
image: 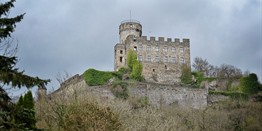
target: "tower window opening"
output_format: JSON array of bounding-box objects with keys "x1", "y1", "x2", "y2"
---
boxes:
[
  {"x1": 171, "y1": 47, "x2": 176, "y2": 52},
  {"x1": 180, "y1": 47, "x2": 184, "y2": 53},
  {"x1": 146, "y1": 55, "x2": 151, "y2": 62},
  {"x1": 120, "y1": 57, "x2": 123, "y2": 62},
  {"x1": 134, "y1": 46, "x2": 137, "y2": 51},
  {"x1": 171, "y1": 57, "x2": 176, "y2": 63},
  {"x1": 146, "y1": 45, "x2": 151, "y2": 51},
  {"x1": 164, "y1": 56, "x2": 168, "y2": 63},
  {"x1": 120, "y1": 50, "x2": 123, "y2": 54},
  {"x1": 180, "y1": 57, "x2": 184, "y2": 64},
  {"x1": 138, "y1": 55, "x2": 143, "y2": 61},
  {"x1": 155, "y1": 46, "x2": 159, "y2": 51},
  {"x1": 138, "y1": 44, "x2": 143, "y2": 51},
  {"x1": 153, "y1": 69, "x2": 155, "y2": 72},
  {"x1": 165, "y1": 65, "x2": 167, "y2": 70},
  {"x1": 163, "y1": 46, "x2": 168, "y2": 52},
  {"x1": 154, "y1": 56, "x2": 159, "y2": 62}
]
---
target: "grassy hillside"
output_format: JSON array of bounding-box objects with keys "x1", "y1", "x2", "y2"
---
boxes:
[{"x1": 35, "y1": 84, "x2": 262, "y2": 131}]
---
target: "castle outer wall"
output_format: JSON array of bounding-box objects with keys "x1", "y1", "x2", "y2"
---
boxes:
[{"x1": 114, "y1": 20, "x2": 191, "y2": 84}]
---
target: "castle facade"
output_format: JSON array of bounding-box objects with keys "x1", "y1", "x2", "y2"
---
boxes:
[{"x1": 114, "y1": 20, "x2": 191, "y2": 83}]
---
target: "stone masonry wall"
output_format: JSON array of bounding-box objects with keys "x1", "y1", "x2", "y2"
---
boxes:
[
  {"x1": 129, "y1": 83, "x2": 208, "y2": 109},
  {"x1": 48, "y1": 78, "x2": 208, "y2": 109}
]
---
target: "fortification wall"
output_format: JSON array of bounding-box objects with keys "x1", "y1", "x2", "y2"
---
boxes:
[
  {"x1": 46, "y1": 73, "x2": 208, "y2": 109},
  {"x1": 129, "y1": 83, "x2": 208, "y2": 109}
]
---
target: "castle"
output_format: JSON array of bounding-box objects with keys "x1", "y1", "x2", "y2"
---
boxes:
[{"x1": 114, "y1": 20, "x2": 191, "y2": 83}]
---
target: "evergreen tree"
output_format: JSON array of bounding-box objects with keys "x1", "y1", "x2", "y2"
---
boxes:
[
  {"x1": 0, "y1": 0, "x2": 50, "y2": 130},
  {"x1": 15, "y1": 91, "x2": 36, "y2": 130}
]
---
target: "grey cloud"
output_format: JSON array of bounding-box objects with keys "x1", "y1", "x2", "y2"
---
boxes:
[{"x1": 8, "y1": 0, "x2": 261, "y2": 93}]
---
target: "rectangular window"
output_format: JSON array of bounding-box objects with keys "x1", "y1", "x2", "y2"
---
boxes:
[
  {"x1": 154, "y1": 56, "x2": 159, "y2": 62},
  {"x1": 146, "y1": 45, "x2": 151, "y2": 51},
  {"x1": 146, "y1": 55, "x2": 151, "y2": 62},
  {"x1": 180, "y1": 57, "x2": 184, "y2": 64},
  {"x1": 171, "y1": 57, "x2": 176, "y2": 63},
  {"x1": 138, "y1": 55, "x2": 143, "y2": 61},
  {"x1": 163, "y1": 46, "x2": 168, "y2": 52},
  {"x1": 171, "y1": 47, "x2": 176, "y2": 52},
  {"x1": 180, "y1": 47, "x2": 184, "y2": 53},
  {"x1": 120, "y1": 50, "x2": 123, "y2": 54},
  {"x1": 138, "y1": 45, "x2": 143, "y2": 51},
  {"x1": 164, "y1": 56, "x2": 168, "y2": 63},
  {"x1": 155, "y1": 46, "x2": 159, "y2": 51}
]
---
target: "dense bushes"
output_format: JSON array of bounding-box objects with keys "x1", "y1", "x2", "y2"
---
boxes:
[
  {"x1": 84, "y1": 68, "x2": 114, "y2": 86},
  {"x1": 180, "y1": 64, "x2": 192, "y2": 84},
  {"x1": 209, "y1": 91, "x2": 248, "y2": 100},
  {"x1": 35, "y1": 92, "x2": 122, "y2": 130},
  {"x1": 111, "y1": 81, "x2": 129, "y2": 99},
  {"x1": 240, "y1": 73, "x2": 261, "y2": 94},
  {"x1": 127, "y1": 50, "x2": 144, "y2": 81}
]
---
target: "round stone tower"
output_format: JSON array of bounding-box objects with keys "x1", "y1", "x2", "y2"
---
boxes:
[{"x1": 119, "y1": 19, "x2": 142, "y2": 44}]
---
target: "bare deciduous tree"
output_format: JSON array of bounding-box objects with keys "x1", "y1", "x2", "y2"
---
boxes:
[{"x1": 217, "y1": 64, "x2": 242, "y2": 79}]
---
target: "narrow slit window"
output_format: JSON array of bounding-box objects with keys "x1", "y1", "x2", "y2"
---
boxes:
[{"x1": 120, "y1": 57, "x2": 123, "y2": 62}]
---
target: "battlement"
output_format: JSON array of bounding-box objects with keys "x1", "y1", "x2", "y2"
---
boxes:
[{"x1": 141, "y1": 36, "x2": 190, "y2": 44}]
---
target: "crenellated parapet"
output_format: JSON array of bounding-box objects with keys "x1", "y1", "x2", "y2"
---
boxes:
[{"x1": 140, "y1": 36, "x2": 190, "y2": 46}]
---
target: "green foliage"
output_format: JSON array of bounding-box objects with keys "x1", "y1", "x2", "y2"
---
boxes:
[
  {"x1": 84, "y1": 68, "x2": 114, "y2": 86},
  {"x1": 209, "y1": 91, "x2": 248, "y2": 100},
  {"x1": 126, "y1": 50, "x2": 144, "y2": 81},
  {"x1": 129, "y1": 96, "x2": 149, "y2": 109},
  {"x1": 240, "y1": 73, "x2": 261, "y2": 94},
  {"x1": 111, "y1": 81, "x2": 129, "y2": 99},
  {"x1": 191, "y1": 71, "x2": 216, "y2": 88},
  {"x1": 126, "y1": 49, "x2": 137, "y2": 70},
  {"x1": 112, "y1": 67, "x2": 130, "y2": 80},
  {"x1": 0, "y1": 0, "x2": 25, "y2": 40},
  {"x1": 130, "y1": 61, "x2": 143, "y2": 81},
  {"x1": 180, "y1": 64, "x2": 192, "y2": 84},
  {"x1": 253, "y1": 92, "x2": 262, "y2": 102},
  {"x1": 15, "y1": 91, "x2": 36, "y2": 130},
  {"x1": 0, "y1": 1, "x2": 49, "y2": 130},
  {"x1": 137, "y1": 96, "x2": 149, "y2": 108}
]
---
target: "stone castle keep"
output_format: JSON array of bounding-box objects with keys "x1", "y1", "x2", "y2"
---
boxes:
[{"x1": 114, "y1": 20, "x2": 191, "y2": 83}]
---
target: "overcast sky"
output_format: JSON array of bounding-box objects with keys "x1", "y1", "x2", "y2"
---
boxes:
[{"x1": 5, "y1": 0, "x2": 261, "y2": 96}]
